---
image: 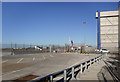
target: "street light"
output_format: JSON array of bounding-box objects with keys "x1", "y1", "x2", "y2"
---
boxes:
[{"x1": 83, "y1": 22, "x2": 86, "y2": 46}]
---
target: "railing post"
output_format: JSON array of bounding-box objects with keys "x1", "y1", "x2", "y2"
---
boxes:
[
  {"x1": 71, "y1": 67, "x2": 75, "y2": 80},
  {"x1": 102, "y1": 55, "x2": 104, "y2": 60},
  {"x1": 95, "y1": 58, "x2": 97, "y2": 62},
  {"x1": 50, "y1": 75, "x2": 53, "y2": 82},
  {"x1": 94, "y1": 58, "x2": 95, "y2": 63},
  {"x1": 101, "y1": 55, "x2": 103, "y2": 60},
  {"x1": 101, "y1": 55, "x2": 102, "y2": 60},
  {"x1": 99, "y1": 57, "x2": 100, "y2": 62},
  {"x1": 85, "y1": 61, "x2": 88, "y2": 70},
  {"x1": 91, "y1": 59, "x2": 93, "y2": 65},
  {"x1": 98, "y1": 57, "x2": 99, "y2": 61},
  {"x1": 81, "y1": 64, "x2": 83, "y2": 74},
  {"x1": 96, "y1": 57, "x2": 97, "y2": 62},
  {"x1": 64, "y1": 70, "x2": 67, "y2": 82},
  {"x1": 90, "y1": 60, "x2": 91, "y2": 66}
]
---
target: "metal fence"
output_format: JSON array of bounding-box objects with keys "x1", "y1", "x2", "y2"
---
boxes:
[
  {"x1": 31, "y1": 55, "x2": 103, "y2": 82},
  {"x1": 2, "y1": 43, "x2": 65, "y2": 53},
  {"x1": 2, "y1": 44, "x2": 50, "y2": 49}
]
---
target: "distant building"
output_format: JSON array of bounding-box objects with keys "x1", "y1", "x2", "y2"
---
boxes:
[{"x1": 96, "y1": 10, "x2": 119, "y2": 52}]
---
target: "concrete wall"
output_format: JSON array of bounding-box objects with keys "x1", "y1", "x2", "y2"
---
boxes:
[{"x1": 96, "y1": 11, "x2": 119, "y2": 52}]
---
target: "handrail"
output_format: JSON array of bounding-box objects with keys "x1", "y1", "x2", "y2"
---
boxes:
[{"x1": 31, "y1": 54, "x2": 103, "y2": 82}]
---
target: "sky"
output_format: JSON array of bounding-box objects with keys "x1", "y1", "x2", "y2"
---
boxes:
[{"x1": 2, "y1": 2, "x2": 118, "y2": 46}]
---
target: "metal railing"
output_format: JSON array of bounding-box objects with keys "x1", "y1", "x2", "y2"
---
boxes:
[{"x1": 31, "y1": 55, "x2": 103, "y2": 82}]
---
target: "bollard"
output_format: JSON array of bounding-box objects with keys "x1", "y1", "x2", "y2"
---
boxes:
[
  {"x1": 76, "y1": 50, "x2": 77, "y2": 53},
  {"x1": 87, "y1": 51, "x2": 89, "y2": 54},
  {"x1": 85, "y1": 50, "x2": 86, "y2": 54},
  {"x1": 64, "y1": 70, "x2": 67, "y2": 82},
  {"x1": 69, "y1": 50, "x2": 71, "y2": 53},
  {"x1": 80, "y1": 50, "x2": 81, "y2": 54},
  {"x1": 65, "y1": 50, "x2": 67, "y2": 53},
  {"x1": 81, "y1": 64, "x2": 83, "y2": 74},
  {"x1": 82, "y1": 50, "x2": 84, "y2": 53},
  {"x1": 71, "y1": 67, "x2": 75, "y2": 80},
  {"x1": 50, "y1": 75, "x2": 53, "y2": 82}
]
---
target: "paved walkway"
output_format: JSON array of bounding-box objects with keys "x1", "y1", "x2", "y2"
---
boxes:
[{"x1": 76, "y1": 60, "x2": 106, "y2": 80}]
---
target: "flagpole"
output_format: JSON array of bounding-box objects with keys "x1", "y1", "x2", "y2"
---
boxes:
[{"x1": 69, "y1": 36, "x2": 71, "y2": 51}]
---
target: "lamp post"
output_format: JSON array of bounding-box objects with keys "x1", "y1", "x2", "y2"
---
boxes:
[{"x1": 83, "y1": 22, "x2": 86, "y2": 46}]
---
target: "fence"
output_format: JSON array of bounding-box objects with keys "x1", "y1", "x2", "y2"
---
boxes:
[
  {"x1": 2, "y1": 44, "x2": 65, "y2": 54},
  {"x1": 31, "y1": 54, "x2": 103, "y2": 82},
  {"x1": 2, "y1": 44, "x2": 50, "y2": 49}
]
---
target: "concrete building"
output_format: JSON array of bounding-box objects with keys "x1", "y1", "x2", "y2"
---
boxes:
[{"x1": 96, "y1": 10, "x2": 119, "y2": 52}]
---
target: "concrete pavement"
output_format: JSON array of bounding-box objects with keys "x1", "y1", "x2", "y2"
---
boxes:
[
  {"x1": 2, "y1": 53, "x2": 101, "y2": 80},
  {"x1": 76, "y1": 58, "x2": 113, "y2": 81}
]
